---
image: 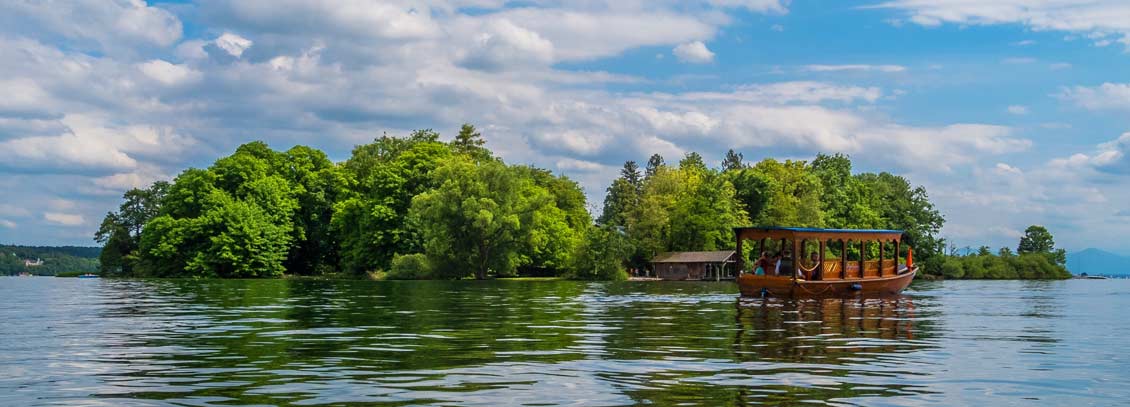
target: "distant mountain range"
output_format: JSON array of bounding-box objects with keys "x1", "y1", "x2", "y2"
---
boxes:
[{"x1": 1067, "y1": 248, "x2": 1130, "y2": 276}]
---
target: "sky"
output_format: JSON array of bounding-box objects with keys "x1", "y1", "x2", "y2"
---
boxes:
[{"x1": 1, "y1": 0, "x2": 1129, "y2": 255}]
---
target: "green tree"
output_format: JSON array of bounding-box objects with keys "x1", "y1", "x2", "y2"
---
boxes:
[
  {"x1": 645, "y1": 153, "x2": 664, "y2": 178},
  {"x1": 811, "y1": 153, "x2": 881, "y2": 229},
  {"x1": 1017, "y1": 225, "x2": 1066, "y2": 266},
  {"x1": 621, "y1": 161, "x2": 643, "y2": 191},
  {"x1": 746, "y1": 158, "x2": 824, "y2": 227},
  {"x1": 95, "y1": 181, "x2": 169, "y2": 275},
  {"x1": 567, "y1": 225, "x2": 630, "y2": 281},
  {"x1": 134, "y1": 143, "x2": 302, "y2": 278},
  {"x1": 721, "y1": 149, "x2": 744, "y2": 172},
  {"x1": 333, "y1": 135, "x2": 453, "y2": 273},
  {"x1": 451, "y1": 123, "x2": 493, "y2": 162},
  {"x1": 410, "y1": 159, "x2": 559, "y2": 279},
  {"x1": 599, "y1": 161, "x2": 644, "y2": 227}
]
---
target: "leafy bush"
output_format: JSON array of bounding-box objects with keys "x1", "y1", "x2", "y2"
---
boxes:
[
  {"x1": 566, "y1": 225, "x2": 630, "y2": 281},
  {"x1": 387, "y1": 253, "x2": 433, "y2": 280}
]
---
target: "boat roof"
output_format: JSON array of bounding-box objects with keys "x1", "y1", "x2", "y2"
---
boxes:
[
  {"x1": 734, "y1": 226, "x2": 905, "y2": 242},
  {"x1": 734, "y1": 226, "x2": 904, "y2": 234},
  {"x1": 651, "y1": 250, "x2": 737, "y2": 263}
]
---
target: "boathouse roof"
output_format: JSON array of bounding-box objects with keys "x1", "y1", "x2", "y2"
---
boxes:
[{"x1": 651, "y1": 250, "x2": 736, "y2": 264}]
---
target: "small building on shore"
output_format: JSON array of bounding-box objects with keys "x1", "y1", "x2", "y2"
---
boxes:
[{"x1": 650, "y1": 250, "x2": 737, "y2": 281}]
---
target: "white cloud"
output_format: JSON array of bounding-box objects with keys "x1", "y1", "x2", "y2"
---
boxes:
[
  {"x1": 1050, "y1": 132, "x2": 1130, "y2": 175},
  {"x1": 0, "y1": 0, "x2": 182, "y2": 52},
  {"x1": 214, "y1": 32, "x2": 253, "y2": 57},
  {"x1": 1058, "y1": 83, "x2": 1130, "y2": 111},
  {"x1": 802, "y1": 64, "x2": 906, "y2": 73},
  {"x1": 1049, "y1": 62, "x2": 1072, "y2": 70},
  {"x1": 43, "y1": 212, "x2": 85, "y2": 227},
  {"x1": 458, "y1": 19, "x2": 555, "y2": 71},
  {"x1": 873, "y1": 1, "x2": 1130, "y2": 50},
  {"x1": 673, "y1": 41, "x2": 715, "y2": 63},
  {"x1": 1006, "y1": 105, "x2": 1029, "y2": 115},
  {"x1": 995, "y1": 162, "x2": 1023, "y2": 175},
  {"x1": 0, "y1": 132, "x2": 138, "y2": 174},
  {"x1": 0, "y1": 219, "x2": 14, "y2": 229},
  {"x1": 138, "y1": 60, "x2": 201, "y2": 86}
]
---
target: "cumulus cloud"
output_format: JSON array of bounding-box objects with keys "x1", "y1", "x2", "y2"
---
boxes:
[
  {"x1": 213, "y1": 32, "x2": 253, "y2": 57},
  {"x1": 1006, "y1": 105, "x2": 1028, "y2": 115},
  {"x1": 673, "y1": 41, "x2": 715, "y2": 63},
  {"x1": 0, "y1": 219, "x2": 14, "y2": 229},
  {"x1": 1057, "y1": 83, "x2": 1130, "y2": 111},
  {"x1": 0, "y1": 132, "x2": 138, "y2": 174},
  {"x1": 1050, "y1": 132, "x2": 1130, "y2": 175},
  {"x1": 0, "y1": 0, "x2": 182, "y2": 52},
  {"x1": 458, "y1": 19, "x2": 555, "y2": 71},
  {"x1": 137, "y1": 60, "x2": 201, "y2": 86}
]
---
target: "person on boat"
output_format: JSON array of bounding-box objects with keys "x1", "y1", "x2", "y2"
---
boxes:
[
  {"x1": 754, "y1": 252, "x2": 773, "y2": 276},
  {"x1": 778, "y1": 250, "x2": 794, "y2": 277}
]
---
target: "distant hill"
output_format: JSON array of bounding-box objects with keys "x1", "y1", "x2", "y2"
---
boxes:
[
  {"x1": 0, "y1": 244, "x2": 101, "y2": 276},
  {"x1": 1067, "y1": 248, "x2": 1130, "y2": 276}
]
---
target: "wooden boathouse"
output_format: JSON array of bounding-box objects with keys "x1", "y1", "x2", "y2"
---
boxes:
[{"x1": 650, "y1": 250, "x2": 737, "y2": 281}]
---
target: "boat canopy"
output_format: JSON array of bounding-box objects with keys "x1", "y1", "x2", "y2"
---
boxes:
[{"x1": 734, "y1": 226, "x2": 904, "y2": 243}]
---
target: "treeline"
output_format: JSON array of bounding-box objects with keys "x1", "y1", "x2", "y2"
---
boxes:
[
  {"x1": 596, "y1": 151, "x2": 946, "y2": 273},
  {"x1": 936, "y1": 226, "x2": 1071, "y2": 279},
  {"x1": 97, "y1": 123, "x2": 1059, "y2": 280},
  {"x1": 0, "y1": 245, "x2": 100, "y2": 276},
  {"x1": 98, "y1": 125, "x2": 597, "y2": 279}
]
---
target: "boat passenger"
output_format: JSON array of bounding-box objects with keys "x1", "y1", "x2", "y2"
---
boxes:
[
  {"x1": 754, "y1": 252, "x2": 772, "y2": 276},
  {"x1": 778, "y1": 250, "x2": 794, "y2": 277},
  {"x1": 770, "y1": 252, "x2": 782, "y2": 276}
]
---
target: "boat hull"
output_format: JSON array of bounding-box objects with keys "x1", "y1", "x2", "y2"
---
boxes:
[{"x1": 737, "y1": 268, "x2": 916, "y2": 297}]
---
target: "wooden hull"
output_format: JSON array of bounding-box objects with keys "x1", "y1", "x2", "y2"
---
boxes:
[{"x1": 737, "y1": 267, "x2": 916, "y2": 297}]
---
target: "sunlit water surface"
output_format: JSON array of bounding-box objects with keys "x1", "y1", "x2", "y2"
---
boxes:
[{"x1": 1, "y1": 278, "x2": 1127, "y2": 406}]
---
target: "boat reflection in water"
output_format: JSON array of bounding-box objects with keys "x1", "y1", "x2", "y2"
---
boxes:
[
  {"x1": 725, "y1": 295, "x2": 935, "y2": 404},
  {"x1": 734, "y1": 296, "x2": 920, "y2": 362}
]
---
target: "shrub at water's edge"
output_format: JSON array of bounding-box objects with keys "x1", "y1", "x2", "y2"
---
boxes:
[
  {"x1": 96, "y1": 125, "x2": 1061, "y2": 280},
  {"x1": 926, "y1": 225, "x2": 1071, "y2": 280}
]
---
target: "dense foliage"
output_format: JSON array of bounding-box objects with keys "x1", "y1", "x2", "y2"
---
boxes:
[
  {"x1": 101, "y1": 125, "x2": 592, "y2": 279},
  {"x1": 936, "y1": 229, "x2": 1071, "y2": 279},
  {"x1": 597, "y1": 152, "x2": 947, "y2": 273},
  {"x1": 97, "y1": 124, "x2": 1059, "y2": 280},
  {"x1": 0, "y1": 245, "x2": 99, "y2": 276}
]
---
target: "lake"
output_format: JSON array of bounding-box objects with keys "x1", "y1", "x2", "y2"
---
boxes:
[{"x1": 1, "y1": 278, "x2": 1126, "y2": 406}]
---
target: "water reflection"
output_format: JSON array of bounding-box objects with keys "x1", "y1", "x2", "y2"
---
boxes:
[{"x1": 2, "y1": 278, "x2": 1129, "y2": 406}]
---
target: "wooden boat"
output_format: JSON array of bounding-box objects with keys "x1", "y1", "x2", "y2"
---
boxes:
[{"x1": 735, "y1": 227, "x2": 917, "y2": 297}]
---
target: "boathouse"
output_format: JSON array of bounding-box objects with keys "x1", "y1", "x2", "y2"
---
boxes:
[{"x1": 650, "y1": 250, "x2": 737, "y2": 281}]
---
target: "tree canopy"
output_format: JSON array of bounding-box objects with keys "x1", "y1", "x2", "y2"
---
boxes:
[{"x1": 97, "y1": 126, "x2": 1056, "y2": 280}]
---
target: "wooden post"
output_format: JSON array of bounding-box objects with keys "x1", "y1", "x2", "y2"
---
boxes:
[
  {"x1": 736, "y1": 231, "x2": 744, "y2": 273},
  {"x1": 879, "y1": 240, "x2": 885, "y2": 277},
  {"x1": 841, "y1": 239, "x2": 848, "y2": 279},
  {"x1": 792, "y1": 238, "x2": 800, "y2": 282},
  {"x1": 894, "y1": 240, "x2": 901, "y2": 270},
  {"x1": 860, "y1": 240, "x2": 867, "y2": 278},
  {"x1": 819, "y1": 240, "x2": 826, "y2": 281}
]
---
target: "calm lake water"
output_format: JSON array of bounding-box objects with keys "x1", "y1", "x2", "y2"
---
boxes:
[{"x1": 1, "y1": 278, "x2": 1127, "y2": 406}]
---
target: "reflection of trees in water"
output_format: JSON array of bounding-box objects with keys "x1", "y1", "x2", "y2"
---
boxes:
[{"x1": 733, "y1": 297, "x2": 924, "y2": 364}]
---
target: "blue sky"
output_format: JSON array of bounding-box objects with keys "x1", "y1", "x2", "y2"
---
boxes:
[{"x1": 1, "y1": 0, "x2": 1129, "y2": 254}]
